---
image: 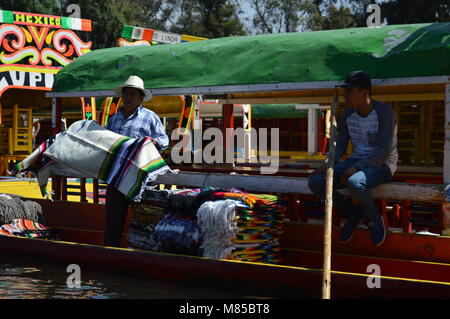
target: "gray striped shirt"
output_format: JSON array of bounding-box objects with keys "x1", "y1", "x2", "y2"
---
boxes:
[{"x1": 334, "y1": 100, "x2": 398, "y2": 175}]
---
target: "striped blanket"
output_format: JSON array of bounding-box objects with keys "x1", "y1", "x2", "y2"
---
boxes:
[
  {"x1": 10, "y1": 135, "x2": 86, "y2": 197},
  {"x1": 11, "y1": 120, "x2": 174, "y2": 201},
  {"x1": 0, "y1": 218, "x2": 58, "y2": 239}
]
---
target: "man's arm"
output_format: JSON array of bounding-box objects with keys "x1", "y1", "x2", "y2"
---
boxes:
[
  {"x1": 105, "y1": 114, "x2": 116, "y2": 131},
  {"x1": 332, "y1": 108, "x2": 350, "y2": 164},
  {"x1": 149, "y1": 114, "x2": 169, "y2": 150},
  {"x1": 310, "y1": 108, "x2": 350, "y2": 176}
]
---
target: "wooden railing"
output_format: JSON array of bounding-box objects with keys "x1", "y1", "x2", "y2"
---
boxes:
[
  {"x1": 154, "y1": 171, "x2": 446, "y2": 234},
  {"x1": 54, "y1": 170, "x2": 446, "y2": 234}
]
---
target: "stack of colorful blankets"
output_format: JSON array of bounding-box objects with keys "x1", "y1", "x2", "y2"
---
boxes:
[
  {"x1": 128, "y1": 188, "x2": 215, "y2": 256},
  {"x1": 128, "y1": 187, "x2": 286, "y2": 264},
  {"x1": 127, "y1": 190, "x2": 169, "y2": 251},
  {"x1": 196, "y1": 190, "x2": 285, "y2": 264},
  {"x1": 0, "y1": 218, "x2": 58, "y2": 240}
]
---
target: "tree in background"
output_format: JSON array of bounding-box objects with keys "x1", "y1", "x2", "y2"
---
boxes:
[
  {"x1": 248, "y1": 0, "x2": 307, "y2": 34},
  {"x1": 0, "y1": 0, "x2": 62, "y2": 15},
  {"x1": 170, "y1": 0, "x2": 245, "y2": 38},
  {"x1": 247, "y1": 0, "x2": 373, "y2": 34},
  {"x1": 133, "y1": 0, "x2": 179, "y2": 32},
  {"x1": 170, "y1": 0, "x2": 202, "y2": 36},
  {"x1": 302, "y1": 0, "x2": 359, "y2": 31},
  {"x1": 59, "y1": 0, "x2": 141, "y2": 49},
  {"x1": 380, "y1": 0, "x2": 449, "y2": 24}
]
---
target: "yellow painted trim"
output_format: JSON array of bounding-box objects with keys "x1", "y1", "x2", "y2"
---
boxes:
[
  {"x1": 3, "y1": 233, "x2": 450, "y2": 286},
  {"x1": 181, "y1": 34, "x2": 208, "y2": 42},
  {"x1": 0, "y1": 65, "x2": 60, "y2": 74}
]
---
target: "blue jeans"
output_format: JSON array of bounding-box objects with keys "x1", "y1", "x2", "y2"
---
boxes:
[{"x1": 308, "y1": 158, "x2": 392, "y2": 222}]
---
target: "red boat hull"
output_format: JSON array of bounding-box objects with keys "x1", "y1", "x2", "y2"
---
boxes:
[{"x1": 0, "y1": 199, "x2": 449, "y2": 298}]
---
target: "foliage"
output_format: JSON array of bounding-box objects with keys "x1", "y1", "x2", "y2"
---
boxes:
[
  {"x1": 247, "y1": 0, "x2": 373, "y2": 34},
  {"x1": 0, "y1": 0, "x2": 62, "y2": 14},
  {"x1": 170, "y1": 0, "x2": 245, "y2": 38},
  {"x1": 380, "y1": 0, "x2": 449, "y2": 24},
  {"x1": 248, "y1": 0, "x2": 307, "y2": 33}
]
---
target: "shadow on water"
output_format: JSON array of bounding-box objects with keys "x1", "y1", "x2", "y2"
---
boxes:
[{"x1": 0, "y1": 253, "x2": 281, "y2": 299}]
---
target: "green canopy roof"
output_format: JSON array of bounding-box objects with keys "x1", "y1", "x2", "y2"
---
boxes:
[
  {"x1": 252, "y1": 104, "x2": 308, "y2": 118},
  {"x1": 50, "y1": 22, "x2": 449, "y2": 97}
]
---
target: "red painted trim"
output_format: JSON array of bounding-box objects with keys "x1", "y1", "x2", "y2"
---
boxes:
[
  {"x1": 0, "y1": 85, "x2": 51, "y2": 97},
  {"x1": 281, "y1": 222, "x2": 450, "y2": 263},
  {"x1": 222, "y1": 104, "x2": 234, "y2": 155}
]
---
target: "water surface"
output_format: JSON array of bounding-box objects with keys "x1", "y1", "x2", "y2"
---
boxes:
[{"x1": 0, "y1": 253, "x2": 269, "y2": 299}]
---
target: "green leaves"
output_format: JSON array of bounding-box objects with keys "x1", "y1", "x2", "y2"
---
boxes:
[{"x1": 170, "y1": 0, "x2": 245, "y2": 39}]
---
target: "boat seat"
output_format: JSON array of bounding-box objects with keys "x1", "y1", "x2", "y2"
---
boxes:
[{"x1": 58, "y1": 177, "x2": 107, "y2": 204}]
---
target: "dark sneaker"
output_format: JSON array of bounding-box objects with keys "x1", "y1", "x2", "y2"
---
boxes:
[
  {"x1": 367, "y1": 214, "x2": 386, "y2": 247},
  {"x1": 340, "y1": 208, "x2": 363, "y2": 244}
]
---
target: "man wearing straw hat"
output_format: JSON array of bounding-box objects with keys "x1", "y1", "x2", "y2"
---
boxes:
[
  {"x1": 308, "y1": 71, "x2": 398, "y2": 247},
  {"x1": 104, "y1": 75, "x2": 169, "y2": 247}
]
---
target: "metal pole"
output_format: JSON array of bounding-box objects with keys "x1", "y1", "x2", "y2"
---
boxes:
[{"x1": 322, "y1": 89, "x2": 339, "y2": 299}]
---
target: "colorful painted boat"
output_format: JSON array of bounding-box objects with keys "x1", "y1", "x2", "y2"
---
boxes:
[{"x1": 1, "y1": 198, "x2": 450, "y2": 298}]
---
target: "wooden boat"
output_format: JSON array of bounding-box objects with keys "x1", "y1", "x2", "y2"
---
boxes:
[
  {"x1": 1, "y1": 196, "x2": 450, "y2": 299},
  {"x1": 2, "y1": 22, "x2": 450, "y2": 298}
]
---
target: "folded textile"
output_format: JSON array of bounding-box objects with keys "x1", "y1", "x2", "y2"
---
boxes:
[
  {"x1": 155, "y1": 213, "x2": 202, "y2": 255},
  {"x1": 128, "y1": 188, "x2": 286, "y2": 264},
  {"x1": 11, "y1": 120, "x2": 175, "y2": 201},
  {"x1": 0, "y1": 218, "x2": 58, "y2": 239},
  {"x1": 127, "y1": 220, "x2": 160, "y2": 251},
  {"x1": 9, "y1": 136, "x2": 85, "y2": 197},
  {"x1": 196, "y1": 199, "x2": 239, "y2": 259},
  {"x1": 165, "y1": 189, "x2": 217, "y2": 217},
  {"x1": 196, "y1": 190, "x2": 285, "y2": 264},
  {"x1": 0, "y1": 197, "x2": 44, "y2": 225}
]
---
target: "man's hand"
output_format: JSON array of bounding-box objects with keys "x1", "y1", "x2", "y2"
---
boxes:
[{"x1": 340, "y1": 167, "x2": 358, "y2": 187}]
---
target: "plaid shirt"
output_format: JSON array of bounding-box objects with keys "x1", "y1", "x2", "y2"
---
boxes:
[{"x1": 106, "y1": 106, "x2": 169, "y2": 149}]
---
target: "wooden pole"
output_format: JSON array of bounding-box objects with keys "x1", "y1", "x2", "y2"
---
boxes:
[
  {"x1": 443, "y1": 81, "x2": 450, "y2": 236},
  {"x1": 322, "y1": 89, "x2": 339, "y2": 299},
  {"x1": 51, "y1": 97, "x2": 63, "y2": 201}
]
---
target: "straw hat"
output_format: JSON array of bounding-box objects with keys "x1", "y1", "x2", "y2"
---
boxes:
[{"x1": 114, "y1": 75, "x2": 152, "y2": 102}]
